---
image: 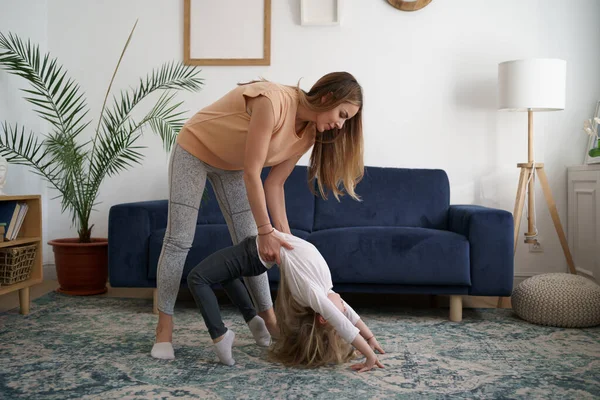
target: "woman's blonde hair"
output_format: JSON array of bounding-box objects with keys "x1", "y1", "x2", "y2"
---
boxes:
[
  {"x1": 298, "y1": 72, "x2": 364, "y2": 201},
  {"x1": 267, "y1": 266, "x2": 356, "y2": 368},
  {"x1": 239, "y1": 72, "x2": 364, "y2": 201}
]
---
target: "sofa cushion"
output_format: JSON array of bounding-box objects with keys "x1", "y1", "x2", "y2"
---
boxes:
[
  {"x1": 306, "y1": 227, "x2": 470, "y2": 286},
  {"x1": 147, "y1": 225, "x2": 232, "y2": 280},
  {"x1": 313, "y1": 167, "x2": 450, "y2": 231},
  {"x1": 148, "y1": 226, "x2": 311, "y2": 281},
  {"x1": 196, "y1": 185, "x2": 227, "y2": 225}
]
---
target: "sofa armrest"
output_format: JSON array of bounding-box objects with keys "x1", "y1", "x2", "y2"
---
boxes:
[
  {"x1": 448, "y1": 205, "x2": 514, "y2": 296},
  {"x1": 108, "y1": 200, "x2": 169, "y2": 288}
]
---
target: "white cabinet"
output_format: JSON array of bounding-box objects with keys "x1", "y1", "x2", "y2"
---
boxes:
[{"x1": 567, "y1": 164, "x2": 600, "y2": 282}]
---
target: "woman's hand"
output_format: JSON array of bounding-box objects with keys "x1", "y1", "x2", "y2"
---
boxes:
[
  {"x1": 367, "y1": 337, "x2": 385, "y2": 354},
  {"x1": 350, "y1": 355, "x2": 385, "y2": 373},
  {"x1": 257, "y1": 231, "x2": 293, "y2": 265}
]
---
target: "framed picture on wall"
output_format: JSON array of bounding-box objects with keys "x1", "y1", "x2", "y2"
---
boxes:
[
  {"x1": 183, "y1": 0, "x2": 271, "y2": 66},
  {"x1": 584, "y1": 100, "x2": 600, "y2": 165},
  {"x1": 301, "y1": 0, "x2": 342, "y2": 26}
]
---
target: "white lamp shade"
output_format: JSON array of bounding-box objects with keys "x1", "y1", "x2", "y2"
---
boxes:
[{"x1": 498, "y1": 58, "x2": 566, "y2": 111}]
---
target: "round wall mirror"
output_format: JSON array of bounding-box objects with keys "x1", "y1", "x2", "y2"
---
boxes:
[{"x1": 387, "y1": 0, "x2": 432, "y2": 12}]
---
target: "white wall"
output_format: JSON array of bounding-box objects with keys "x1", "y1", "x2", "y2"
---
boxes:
[
  {"x1": 1, "y1": 0, "x2": 600, "y2": 280},
  {"x1": 0, "y1": 1, "x2": 49, "y2": 263}
]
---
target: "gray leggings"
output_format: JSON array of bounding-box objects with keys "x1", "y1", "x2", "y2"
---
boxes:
[{"x1": 156, "y1": 143, "x2": 273, "y2": 315}]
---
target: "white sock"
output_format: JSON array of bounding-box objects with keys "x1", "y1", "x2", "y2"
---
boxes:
[
  {"x1": 248, "y1": 315, "x2": 271, "y2": 347},
  {"x1": 213, "y1": 329, "x2": 235, "y2": 366},
  {"x1": 151, "y1": 342, "x2": 175, "y2": 360}
]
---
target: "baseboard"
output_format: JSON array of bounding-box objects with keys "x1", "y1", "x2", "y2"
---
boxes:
[
  {"x1": 514, "y1": 273, "x2": 535, "y2": 287},
  {"x1": 43, "y1": 263, "x2": 56, "y2": 280},
  {"x1": 576, "y1": 267, "x2": 596, "y2": 281}
]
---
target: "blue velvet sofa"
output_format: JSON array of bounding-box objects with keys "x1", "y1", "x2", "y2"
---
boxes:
[{"x1": 108, "y1": 166, "x2": 514, "y2": 321}]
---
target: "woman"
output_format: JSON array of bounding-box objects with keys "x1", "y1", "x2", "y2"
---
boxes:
[{"x1": 151, "y1": 71, "x2": 364, "y2": 360}]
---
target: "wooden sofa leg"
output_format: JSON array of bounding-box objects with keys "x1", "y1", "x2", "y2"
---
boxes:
[
  {"x1": 449, "y1": 295, "x2": 462, "y2": 322},
  {"x1": 497, "y1": 296, "x2": 505, "y2": 308},
  {"x1": 153, "y1": 289, "x2": 159, "y2": 315},
  {"x1": 497, "y1": 296, "x2": 511, "y2": 309}
]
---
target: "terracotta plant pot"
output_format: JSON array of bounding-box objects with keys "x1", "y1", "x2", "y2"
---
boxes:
[{"x1": 48, "y1": 238, "x2": 108, "y2": 295}]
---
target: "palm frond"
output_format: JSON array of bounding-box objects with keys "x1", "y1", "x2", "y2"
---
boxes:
[
  {"x1": 87, "y1": 120, "x2": 146, "y2": 195},
  {"x1": 148, "y1": 118, "x2": 183, "y2": 153},
  {"x1": 0, "y1": 122, "x2": 75, "y2": 211},
  {"x1": 87, "y1": 65, "x2": 201, "y2": 195},
  {"x1": 85, "y1": 21, "x2": 202, "y2": 202},
  {"x1": 145, "y1": 91, "x2": 187, "y2": 152},
  {"x1": 0, "y1": 26, "x2": 204, "y2": 242},
  {"x1": 102, "y1": 61, "x2": 203, "y2": 136},
  {"x1": 44, "y1": 128, "x2": 91, "y2": 219},
  {"x1": 0, "y1": 32, "x2": 90, "y2": 138},
  {"x1": 0, "y1": 32, "x2": 91, "y2": 225}
]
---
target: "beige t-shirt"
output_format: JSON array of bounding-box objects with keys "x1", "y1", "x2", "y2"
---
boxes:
[{"x1": 177, "y1": 81, "x2": 316, "y2": 170}]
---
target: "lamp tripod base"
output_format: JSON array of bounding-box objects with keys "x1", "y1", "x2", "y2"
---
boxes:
[{"x1": 496, "y1": 162, "x2": 577, "y2": 309}]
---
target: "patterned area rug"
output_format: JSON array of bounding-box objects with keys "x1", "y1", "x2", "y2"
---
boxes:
[{"x1": 1, "y1": 291, "x2": 599, "y2": 399}]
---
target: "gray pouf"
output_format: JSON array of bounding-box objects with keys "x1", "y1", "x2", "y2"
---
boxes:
[{"x1": 512, "y1": 273, "x2": 600, "y2": 328}]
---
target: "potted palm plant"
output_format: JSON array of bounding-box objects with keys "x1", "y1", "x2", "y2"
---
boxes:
[{"x1": 0, "y1": 22, "x2": 204, "y2": 295}]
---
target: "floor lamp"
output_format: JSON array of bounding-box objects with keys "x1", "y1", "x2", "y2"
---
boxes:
[{"x1": 496, "y1": 59, "x2": 577, "y2": 307}]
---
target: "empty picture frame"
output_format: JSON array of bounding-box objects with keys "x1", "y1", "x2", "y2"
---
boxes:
[
  {"x1": 301, "y1": 0, "x2": 342, "y2": 26},
  {"x1": 184, "y1": 0, "x2": 271, "y2": 66}
]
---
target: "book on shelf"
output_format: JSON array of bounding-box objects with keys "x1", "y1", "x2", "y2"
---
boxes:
[
  {"x1": 0, "y1": 201, "x2": 29, "y2": 240},
  {"x1": 11, "y1": 203, "x2": 28, "y2": 240}
]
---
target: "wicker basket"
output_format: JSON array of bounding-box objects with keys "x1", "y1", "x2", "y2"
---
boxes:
[{"x1": 0, "y1": 243, "x2": 37, "y2": 285}]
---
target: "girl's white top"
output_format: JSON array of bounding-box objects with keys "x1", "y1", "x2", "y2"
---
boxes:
[{"x1": 257, "y1": 230, "x2": 361, "y2": 343}]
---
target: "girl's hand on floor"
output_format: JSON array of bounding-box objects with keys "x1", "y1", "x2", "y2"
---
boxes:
[
  {"x1": 350, "y1": 356, "x2": 385, "y2": 373},
  {"x1": 368, "y1": 337, "x2": 385, "y2": 354}
]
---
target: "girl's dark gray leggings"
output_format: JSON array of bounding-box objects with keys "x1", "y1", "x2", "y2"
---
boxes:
[
  {"x1": 156, "y1": 143, "x2": 273, "y2": 315},
  {"x1": 187, "y1": 235, "x2": 268, "y2": 339}
]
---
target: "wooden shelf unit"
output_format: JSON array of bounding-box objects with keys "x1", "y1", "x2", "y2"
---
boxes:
[{"x1": 0, "y1": 195, "x2": 43, "y2": 314}]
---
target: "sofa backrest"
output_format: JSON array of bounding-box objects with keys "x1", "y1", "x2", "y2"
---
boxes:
[
  {"x1": 196, "y1": 184, "x2": 227, "y2": 225},
  {"x1": 195, "y1": 166, "x2": 315, "y2": 232},
  {"x1": 195, "y1": 165, "x2": 450, "y2": 232},
  {"x1": 263, "y1": 166, "x2": 315, "y2": 232},
  {"x1": 313, "y1": 166, "x2": 450, "y2": 231}
]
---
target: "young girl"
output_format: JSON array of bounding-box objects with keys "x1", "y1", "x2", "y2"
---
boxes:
[{"x1": 186, "y1": 229, "x2": 385, "y2": 372}]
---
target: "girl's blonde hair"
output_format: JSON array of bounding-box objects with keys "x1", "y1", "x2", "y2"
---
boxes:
[
  {"x1": 267, "y1": 265, "x2": 356, "y2": 368},
  {"x1": 239, "y1": 72, "x2": 364, "y2": 201}
]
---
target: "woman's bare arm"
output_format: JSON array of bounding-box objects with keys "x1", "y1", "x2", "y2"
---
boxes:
[{"x1": 264, "y1": 153, "x2": 302, "y2": 234}]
